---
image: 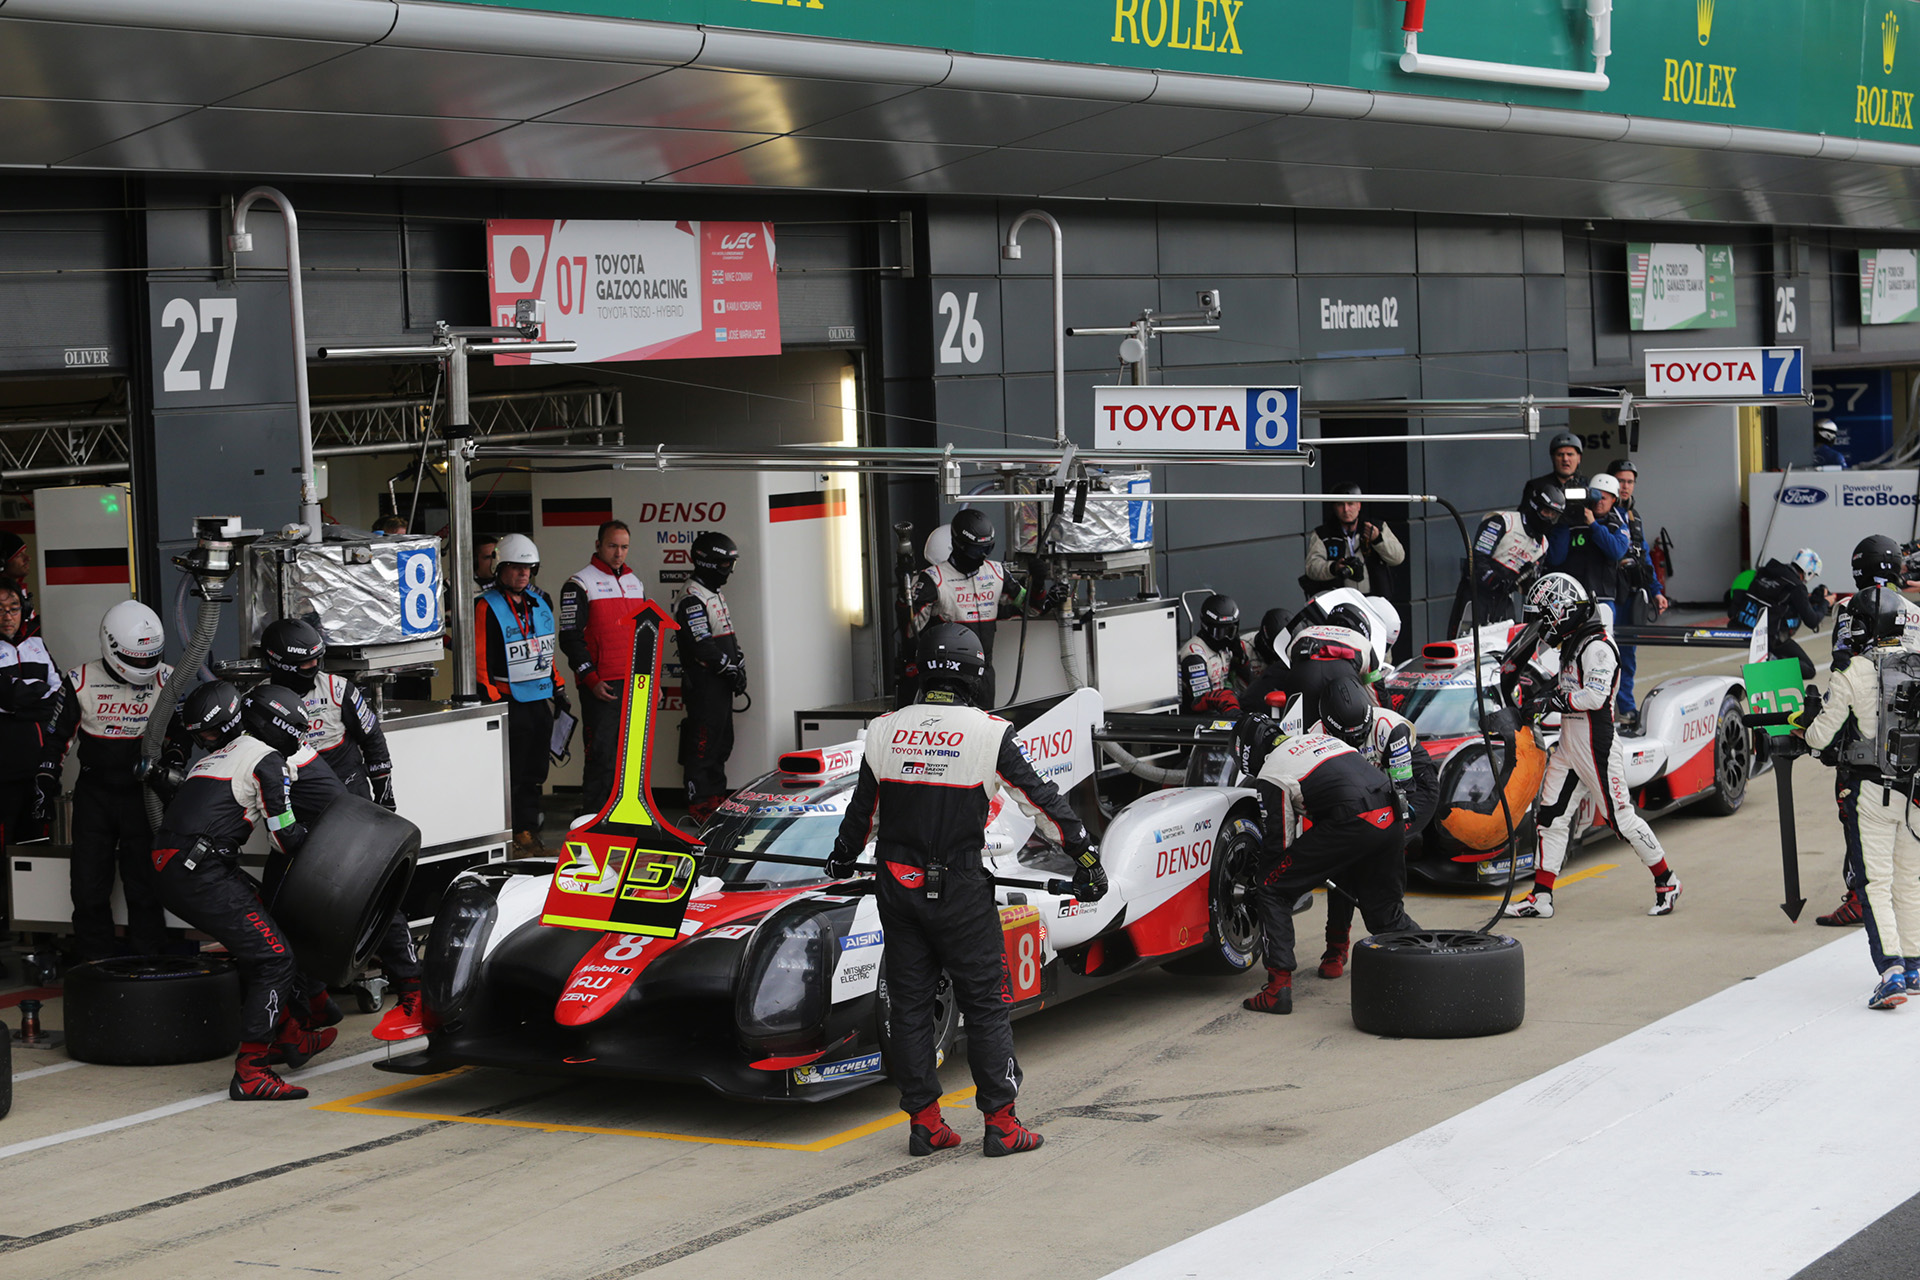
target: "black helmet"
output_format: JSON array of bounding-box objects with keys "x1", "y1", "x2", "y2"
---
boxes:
[
  {"x1": 691, "y1": 531, "x2": 739, "y2": 588},
  {"x1": 1854, "y1": 534, "x2": 1904, "y2": 590},
  {"x1": 1198, "y1": 593, "x2": 1241, "y2": 650},
  {"x1": 948, "y1": 509, "x2": 996, "y2": 574},
  {"x1": 180, "y1": 680, "x2": 242, "y2": 750},
  {"x1": 1849, "y1": 586, "x2": 1908, "y2": 647},
  {"x1": 1606, "y1": 458, "x2": 1637, "y2": 478},
  {"x1": 1547, "y1": 430, "x2": 1583, "y2": 456},
  {"x1": 1519, "y1": 478, "x2": 1567, "y2": 539},
  {"x1": 1320, "y1": 677, "x2": 1374, "y2": 747},
  {"x1": 1254, "y1": 607, "x2": 1292, "y2": 662},
  {"x1": 1233, "y1": 711, "x2": 1285, "y2": 779},
  {"x1": 242, "y1": 684, "x2": 310, "y2": 756},
  {"x1": 260, "y1": 618, "x2": 324, "y2": 694},
  {"x1": 916, "y1": 623, "x2": 988, "y2": 705},
  {"x1": 1327, "y1": 602, "x2": 1372, "y2": 639}
]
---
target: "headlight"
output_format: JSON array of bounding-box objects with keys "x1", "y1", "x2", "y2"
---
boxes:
[
  {"x1": 424, "y1": 873, "x2": 497, "y2": 1025},
  {"x1": 734, "y1": 910, "x2": 830, "y2": 1046}
]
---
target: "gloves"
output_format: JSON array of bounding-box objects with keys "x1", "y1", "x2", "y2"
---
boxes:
[
  {"x1": 1789, "y1": 687, "x2": 1822, "y2": 731},
  {"x1": 1070, "y1": 847, "x2": 1109, "y2": 902},
  {"x1": 30, "y1": 771, "x2": 58, "y2": 823},
  {"x1": 825, "y1": 836, "x2": 859, "y2": 879},
  {"x1": 1038, "y1": 580, "x2": 1071, "y2": 614},
  {"x1": 719, "y1": 659, "x2": 748, "y2": 696},
  {"x1": 369, "y1": 767, "x2": 397, "y2": 812},
  {"x1": 1194, "y1": 688, "x2": 1240, "y2": 716}
]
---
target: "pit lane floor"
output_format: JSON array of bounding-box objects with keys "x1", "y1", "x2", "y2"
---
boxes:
[{"x1": 0, "y1": 626, "x2": 1872, "y2": 1280}]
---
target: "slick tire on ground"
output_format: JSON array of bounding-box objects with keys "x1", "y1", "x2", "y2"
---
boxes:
[
  {"x1": 276, "y1": 795, "x2": 421, "y2": 988},
  {"x1": 63, "y1": 956, "x2": 243, "y2": 1066},
  {"x1": 1350, "y1": 930, "x2": 1525, "y2": 1039},
  {"x1": 1, "y1": 1028, "x2": 11, "y2": 1117}
]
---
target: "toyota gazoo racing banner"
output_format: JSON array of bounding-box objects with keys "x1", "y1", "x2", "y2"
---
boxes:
[{"x1": 486, "y1": 220, "x2": 779, "y2": 364}]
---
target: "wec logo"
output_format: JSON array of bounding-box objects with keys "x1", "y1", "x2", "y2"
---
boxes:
[
  {"x1": 720, "y1": 232, "x2": 758, "y2": 250},
  {"x1": 1778, "y1": 486, "x2": 1827, "y2": 506}
]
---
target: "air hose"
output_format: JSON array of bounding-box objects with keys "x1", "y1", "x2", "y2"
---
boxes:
[{"x1": 141, "y1": 586, "x2": 223, "y2": 831}]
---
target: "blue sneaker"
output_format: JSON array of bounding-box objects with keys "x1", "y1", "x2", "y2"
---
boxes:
[
  {"x1": 1870, "y1": 967, "x2": 1908, "y2": 1010},
  {"x1": 1906, "y1": 960, "x2": 1919, "y2": 991}
]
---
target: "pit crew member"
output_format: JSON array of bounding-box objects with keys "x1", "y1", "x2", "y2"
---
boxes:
[
  {"x1": 41, "y1": 601, "x2": 179, "y2": 960},
  {"x1": 1233, "y1": 704, "x2": 1419, "y2": 1015},
  {"x1": 675, "y1": 531, "x2": 746, "y2": 825},
  {"x1": 1801, "y1": 587, "x2": 1920, "y2": 1009},
  {"x1": 0, "y1": 531, "x2": 39, "y2": 639},
  {"x1": 1310, "y1": 675, "x2": 1438, "y2": 980},
  {"x1": 1245, "y1": 607, "x2": 1292, "y2": 684},
  {"x1": 0, "y1": 577, "x2": 60, "y2": 851},
  {"x1": 152, "y1": 682, "x2": 337, "y2": 1101},
  {"x1": 1446, "y1": 478, "x2": 1566, "y2": 636},
  {"x1": 559, "y1": 520, "x2": 646, "y2": 815},
  {"x1": 910, "y1": 509, "x2": 1061, "y2": 708},
  {"x1": 829, "y1": 623, "x2": 1100, "y2": 1158},
  {"x1": 1238, "y1": 600, "x2": 1381, "y2": 726},
  {"x1": 1737, "y1": 549, "x2": 1829, "y2": 680},
  {"x1": 259, "y1": 618, "x2": 394, "y2": 809},
  {"x1": 1814, "y1": 418, "x2": 1848, "y2": 469},
  {"x1": 475, "y1": 534, "x2": 569, "y2": 851},
  {"x1": 1505, "y1": 574, "x2": 1680, "y2": 920},
  {"x1": 1179, "y1": 593, "x2": 1249, "y2": 714}
]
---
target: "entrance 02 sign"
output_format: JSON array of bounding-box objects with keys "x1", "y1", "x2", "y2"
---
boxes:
[
  {"x1": 486, "y1": 220, "x2": 780, "y2": 364},
  {"x1": 1861, "y1": 249, "x2": 1920, "y2": 325},
  {"x1": 1094, "y1": 386, "x2": 1300, "y2": 453},
  {"x1": 1627, "y1": 243, "x2": 1736, "y2": 331}
]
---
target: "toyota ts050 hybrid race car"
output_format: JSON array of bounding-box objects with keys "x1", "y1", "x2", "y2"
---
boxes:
[
  {"x1": 383, "y1": 688, "x2": 1271, "y2": 1102},
  {"x1": 1386, "y1": 622, "x2": 1752, "y2": 886}
]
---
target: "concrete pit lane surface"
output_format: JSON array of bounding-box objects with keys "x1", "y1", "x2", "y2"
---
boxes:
[{"x1": 0, "y1": 629, "x2": 1904, "y2": 1280}]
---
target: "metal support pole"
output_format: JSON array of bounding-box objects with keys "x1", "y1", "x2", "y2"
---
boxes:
[
  {"x1": 446, "y1": 335, "x2": 479, "y2": 702},
  {"x1": 1003, "y1": 210, "x2": 1066, "y2": 446},
  {"x1": 230, "y1": 187, "x2": 321, "y2": 544}
]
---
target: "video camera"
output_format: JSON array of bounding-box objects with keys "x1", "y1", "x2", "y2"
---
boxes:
[{"x1": 1889, "y1": 679, "x2": 1920, "y2": 776}]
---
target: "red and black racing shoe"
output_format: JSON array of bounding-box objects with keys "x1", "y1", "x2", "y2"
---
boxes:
[
  {"x1": 982, "y1": 1105, "x2": 1043, "y2": 1157},
  {"x1": 268, "y1": 1020, "x2": 338, "y2": 1069},
  {"x1": 1243, "y1": 968, "x2": 1293, "y2": 1014},
  {"x1": 1818, "y1": 890, "x2": 1865, "y2": 927},
  {"x1": 373, "y1": 981, "x2": 427, "y2": 1042},
  {"x1": 230, "y1": 1044, "x2": 309, "y2": 1102},
  {"x1": 907, "y1": 1103, "x2": 962, "y2": 1157},
  {"x1": 306, "y1": 989, "x2": 344, "y2": 1028},
  {"x1": 1318, "y1": 934, "x2": 1350, "y2": 980}
]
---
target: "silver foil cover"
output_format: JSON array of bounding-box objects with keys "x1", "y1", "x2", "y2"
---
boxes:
[
  {"x1": 247, "y1": 533, "x2": 444, "y2": 647},
  {"x1": 1015, "y1": 471, "x2": 1153, "y2": 554}
]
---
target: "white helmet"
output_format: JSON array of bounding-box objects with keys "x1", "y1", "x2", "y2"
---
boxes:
[
  {"x1": 1587, "y1": 472, "x2": 1620, "y2": 500},
  {"x1": 1792, "y1": 547, "x2": 1822, "y2": 580},
  {"x1": 495, "y1": 533, "x2": 540, "y2": 571},
  {"x1": 1525, "y1": 572, "x2": 1594, "y2": 641},
  {"x1": 101, "y1": 600, "x2": 165, "y2": 687},
  {"x1": 1362, "y1": 596, "x2": 1402, "y2": 649},
  {"x1": 923, "y1": 525, "x2": 952, "y2": 568}
]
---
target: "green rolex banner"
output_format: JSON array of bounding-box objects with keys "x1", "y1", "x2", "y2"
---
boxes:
[{"x1": 1743, "y1": 657, "x2": 1807, "y2": 737}]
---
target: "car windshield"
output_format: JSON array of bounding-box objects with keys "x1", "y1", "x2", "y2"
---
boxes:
[
  {"x1": 1383, "y1": 676, "x2": 1500, "y2": 739},
  {"x1": 700, "y1": 788, "x2": 851, "y2": 887}
]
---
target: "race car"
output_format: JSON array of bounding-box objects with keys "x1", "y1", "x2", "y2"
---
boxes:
[
  {"x1": 383, "y1": 687, "x2": 1268, "y2": 1103},
  {"x1": 1386, "y1": 622, "x2": 1753, "y2": 886}
]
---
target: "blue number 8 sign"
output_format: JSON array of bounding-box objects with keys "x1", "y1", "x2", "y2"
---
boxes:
[
  {"x1": 1245, "y1": 388, "x2": 1299, "y2": 451},
  {"x1": 396, "y1": 547, "x2": 441, "y2": 637}
]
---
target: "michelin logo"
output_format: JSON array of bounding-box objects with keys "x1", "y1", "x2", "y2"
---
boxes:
[{"x1": 793, "y1": 1051, "x2": 883, "y2": 1085}]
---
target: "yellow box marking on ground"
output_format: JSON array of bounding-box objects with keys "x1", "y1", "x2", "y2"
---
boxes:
[{"x1": 315, "y1": 1069, "x2": 976, "y2": 1152}]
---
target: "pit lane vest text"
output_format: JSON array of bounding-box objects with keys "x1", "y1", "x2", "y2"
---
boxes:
[{"x1": 482, "y1": 587, "x2": 557, "y2": 700}]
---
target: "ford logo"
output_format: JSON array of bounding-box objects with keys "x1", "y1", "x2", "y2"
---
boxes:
[{"x1": 1779, "y1": 486, "x2": 1828, "y2": 506}]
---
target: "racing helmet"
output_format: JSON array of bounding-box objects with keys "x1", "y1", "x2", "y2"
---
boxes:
[
  {"x1": 1526, "y1": 572, "x2": 1595, "y2": 642},
  {"x1": 922, "y1": 525, "x2": 952, "y2": 569},
  {"x1": 916, "y1": 623, "x2": 988, "y2": 705},
  {"x1": 242, "y1": 684, "x2": 310, "y2": 756},
  {"x1": 691, "y1": 531, "x2": 739, "y2": 588},
  {"x1": 1854, "y1": 535, "x2": 1904, "y2": 590},
  {"x1": 100, "y1": 600, "x2": 165, "y2": 687},
  {"x1": 1816, "y1": 417, "x2": 1840, "y2": 444},
  {"x1": 495, "y1": 533, "x2": 540, "y2": 573},
  {"x1": 260, "y1": 617, "x2": 324, "y2": 695},
  {"x1": 1849, "y1": 586, "x2": 1908, "y2": 648},
  {"x1": 1792, "y1": 547, "x2": 1823, "y2": 581},
  {"x1": 1519, "y1": 478, "x2": 1567, "y2": 539},
  {"x1": 1254, "y1": 607, "x2": 1292, "y2": 663},
  {"x1": 1197, "y1": 593, "x2": 1241, "y2": 650},
  {"x1": 1320, "y1": 677, "x2": 1374, "y2": 748},
  {"x1": 948, "y1": 509, "x2": 996, "y2": 574},
  {"x1": 1327, "y1": 602, "x2": 1372, "y2": 639},
  {"x1": 1362, "y1": 597, "x2": 1402, "y2": 649},
  {"x1": 180, "y1": 680, "x2": 243, "y2": 751},
  {"x1": 1233, "y1": 711, "x2": 1285, "y2": 779}
]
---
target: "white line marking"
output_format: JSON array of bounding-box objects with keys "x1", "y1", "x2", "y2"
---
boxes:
[
  {"x1": 1106, "y1": 938, "x2": 1920, "y2": 1280},
  {"x1": 0, "y1": 1039, "x2": 423, "y2": 1162},
  {"x1": 10, "y1": 1058, "x2": 86, "y2": 1084}
]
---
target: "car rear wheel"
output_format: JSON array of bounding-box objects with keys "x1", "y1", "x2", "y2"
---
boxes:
[
  {"x1": 1696, "y1": 693, "x2": 1750, "y2": 817},
  {"x1": 1164, "y1": 817, "x2": 1262, "y2": 976},
  {"x1": 876, "y1": 969, "x2": 961, "y2": 1073},
  {"x1": 1350, "y1": 929, "x2": 1525, "y2": 1039}
]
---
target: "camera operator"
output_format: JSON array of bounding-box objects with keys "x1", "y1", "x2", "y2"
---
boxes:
[
  {"x1": 1605, "y1": 461, "x2": 1668, "y2": 725},
  {"x1": 1545, "y1": 472, "x2": 1630, "y2": 635},
  {"x1": 1303, "y1": 486, "x2": 1405, "y2": 597},
  {"x1": 1799, "y1": 587, "x2": 1920, "y2": 1009},
  {"x1": 1737, "y1": 549, "x2": 1829, "y2": 680}
]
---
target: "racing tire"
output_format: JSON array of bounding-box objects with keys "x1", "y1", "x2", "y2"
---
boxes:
[
  {"x1": 275, "y1": 795, "x2": 421, "y2": 988},
  {"x1": 876, "y1": 970, "x2": 962, "y2": 1073},
  {"x1": 1165, "y1": 817, "x2": 1263, "y2": 975},
  {"x1": 1696, "y1": 693, "x2": 1751, "y2": 817},
  {"x1": 1, "y1": 1029, "x2": 11, "y2": 1119},
  {"x1": 63, "y1": 956, "x2": 242, "y2": 1066},
  {"x1": 1350, "y1": 930, "x2": 1525, "y2": 1039}
]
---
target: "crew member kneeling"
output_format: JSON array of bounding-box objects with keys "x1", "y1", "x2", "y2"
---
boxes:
[
  {"x1": 830, "y1": 623, "x2": 1102, "y2": 1158},
  {"x1": 153, "y1": 683, "x2": 337, "y2": 1101},
  {"x1": 1233, "y1": 705, "x2": 1418, "y2": 1015}
]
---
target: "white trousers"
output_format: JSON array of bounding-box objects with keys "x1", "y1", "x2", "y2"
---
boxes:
[{"x1": 1536, "y1": 713, "x2": 1666, "y2": 878}]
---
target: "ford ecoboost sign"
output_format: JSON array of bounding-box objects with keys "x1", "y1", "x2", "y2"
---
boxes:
[{"x1": 1778, "y1": 486, "x2": 1828, "y2": 506}]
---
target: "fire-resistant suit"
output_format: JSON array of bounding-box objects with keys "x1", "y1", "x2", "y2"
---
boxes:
[
  {"x1": 1448, "y1": 510, "x2": 1548, "y2": 636},
  {"x1": 675, "y1": 578, "x2": 744, "y2": 819},
  {"x1": 1310, "y1": 704, "x2": 1438, "y2": 955}
]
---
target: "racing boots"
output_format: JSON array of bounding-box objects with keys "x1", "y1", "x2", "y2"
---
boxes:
[
  {"x1": 1318, "y1": 931, "x2": 1351, "y2": 980},
  {"x1": 1869, "y1": 966, "x2": 1908, "y2": 1011},
  {"x1": 306, "y1": 989, "x2": 344, "y2": 1028},
  {"x1": 907, "y1": 1103, "x2": 962, "y2": 1157},
  {"x1": 373, "y1": 980, "x2": 428, "y2": 1042},
  {"x1": 1649, "y1": 872, "x2": 1682, "y2": 917},
  {"x1": 230, "y1": 1044, "x2": 309, "y2": 1101},
  {"x1": 269, "y1": 1019, "x2": 338, "y2": 1069},
  {"x1": 1504, "y1": 891, "x2": 1554, "y2": 919},
  {"x1": 982, "y1": 1105, "x2": 1044, "y2": 1157},
  {"x1": 1818, "y1": 890, "x2": 1865, "y2": 927},
  {"x1": 1243, "y1": 968, "x2": 1292, "y2": 1014}
]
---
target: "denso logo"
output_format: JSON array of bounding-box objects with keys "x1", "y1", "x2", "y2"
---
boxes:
[
  {"x1": 632, "y1": 501, "x2": 728, "y2": 523},
  {"x1": 894, "y1": 729, "x2": 965, "y2": 747},
  {"x1": 1778, "y1": 486, "x2": 1827, "y2": 507},
  {"x1": 1020, "y1": 727, "x2": 1074, "y2": 761},
  {"x1": 1155, "y1": 839, "x2": 1212, "y2": 878},
  {"x1": 721, "y1": 231, "x2": 758, "y2": 250}
]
